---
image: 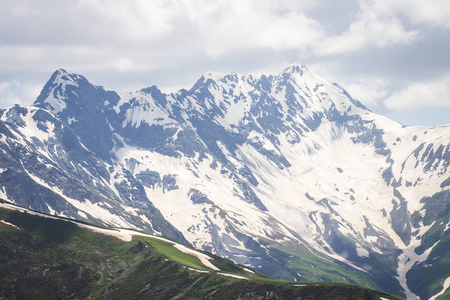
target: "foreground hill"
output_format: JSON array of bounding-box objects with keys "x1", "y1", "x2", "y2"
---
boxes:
[{"x1": 0, "y1": 201, "x2": 402, "y2": 300}]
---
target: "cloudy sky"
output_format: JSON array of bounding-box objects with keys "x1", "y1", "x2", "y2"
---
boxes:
[{"x1": 1, "y1": 0, "x2": 450, "y2": 126}]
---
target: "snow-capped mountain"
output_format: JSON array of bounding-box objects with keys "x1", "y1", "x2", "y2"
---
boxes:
[{"x1": 1, "y1": 64, "x2": 449, "y2": 299}]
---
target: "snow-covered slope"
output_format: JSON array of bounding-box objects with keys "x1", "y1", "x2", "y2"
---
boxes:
[
  {"x1": 0, "y1": 104, "x2": 186, "y2": 243},
  {"x1": 1, "y1": 64, "x2": 449, "y2": 299}
]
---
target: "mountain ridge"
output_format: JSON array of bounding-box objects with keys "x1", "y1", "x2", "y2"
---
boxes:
[{"x1": 1, "y1": 64, "x2": 449, "y2": 299}]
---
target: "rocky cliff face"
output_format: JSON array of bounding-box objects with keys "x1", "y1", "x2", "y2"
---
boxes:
[{"x1": 1, "y1": 64, "x2": 449, "y2": 299}]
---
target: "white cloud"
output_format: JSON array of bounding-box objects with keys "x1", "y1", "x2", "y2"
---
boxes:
[
  {"x1": 345, "y1": 78, "x2": 388, "y2": 107},
  {"x1": 0, "y1": 82, "x2": 23, "y2": 108},
  {"x1": 3, "y1": 0, "x2": 442, "y2": 74},
  {"x1": 405, "y1": 0, "x2": 450, "y2": 28},
  {"x1": 259, "y1": 12, "x2": 324, "y2": 51},
  {"x1": 310, "y1": 0, "x2": 449, "y2": 56},
  {"x1": 316, "y1": 3, "x2": 418, "y2": 56},
  {"x1": 0, "y1": 0, "x2": 328, "y2": 72},
  {"x1": 384, "y1": 78, "x2": 450, "y2": 110},
  {"x1": 360, "y1": 0, "x2": 450, "y2": 29},
  {"x1": 170, "y1": 0, "x2": 327, "y2": 57},
  {"x1": 0, "y1": 81, "x2": 41, "y2": 108}
]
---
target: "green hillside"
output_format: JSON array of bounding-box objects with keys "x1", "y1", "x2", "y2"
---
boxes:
[{"x1": 0, "y1": 202, "x2": 404, "y2": 300}]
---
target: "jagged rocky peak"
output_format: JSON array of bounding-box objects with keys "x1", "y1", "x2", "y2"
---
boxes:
[
  {"x1": 189, "y1": 67, "x2": 286, "y2": 97},
  {"x1": 201, "y1": 69, "x2": 261, "y2": 82},
  {"x1": 34, "y1": 68, "x2": 93, "y2": 114},
  {"x1": 0, "y1": 105, "x2": 29, "y2": 127},
  {"x1": 32, "y1": 63, "x2": 341, "y2": 114},
  {"x1": 40, "y1": 68, "x2": 86, "y2": 95},
  {"x1": 45, "y1": 68, "x2": 74, "y2": 85},
  {"x1": 193, "y1": 62, "x2": 309, "y2": 90},
  {"x1": 52, "y1": 68, "x2": 78, "y2": 80},
  {"x1": 191, "y1": 71, "x2": 247, "y2": 92},
  {"x1": 280, "y1": 61, "x2": 309, "y2": 74},
  {"x1": 0, "y1": 105, "x2": 64, "y2": 143},
  {"x1": 140, "y1": 85, "x2": 166, "y2": 98},
  {"x1": 275, "y1": 62, "x2": 326, "y2": 89}
]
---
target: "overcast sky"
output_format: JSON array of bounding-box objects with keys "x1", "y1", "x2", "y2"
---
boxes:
[{"x1": 1, "y1": 0, "x2": 450, "y2": 126}]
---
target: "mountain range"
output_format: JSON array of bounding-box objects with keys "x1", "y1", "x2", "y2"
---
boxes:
[{"x1": 0, "y1": 63, "x2": 449, "y2": 299}]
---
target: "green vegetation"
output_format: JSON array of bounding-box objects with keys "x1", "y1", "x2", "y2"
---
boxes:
[
  {"x1": 406, "y1": 225, "x2": 450, "y2": 299},
  {"x1": 250, "y1": 237, "x2": 403, "y2": 296},
  {"x1": 406, "y1": 190, "x2": 450, "y2": 300},
  {"x1": 0, "y1": 205, "x2": 404, "y2": 299},
  {"x1": 140, "y1": 237, "x2": 209, "y2": 271}
]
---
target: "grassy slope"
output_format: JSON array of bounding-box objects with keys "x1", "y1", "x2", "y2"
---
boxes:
[
  {"x1": 0, "y1": 205, "x2": 404, "y2": 300},
  {"x1": 407, "y1": 190, "x2": 450, "y2": 300},
  {"x1": 255, "y1": 238, "x2": 403, "y2": 296}
]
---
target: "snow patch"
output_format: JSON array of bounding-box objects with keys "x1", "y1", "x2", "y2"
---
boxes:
[
  {"x1": 0, "y1": 220, "x2": 20, "y2": 230},
  {"x1": 173, "y1": 244, "x2": 219, "y2": 271},
  {"x1": 356, "y1": 246, "x2": 369, "y2": 258},
  {"x1": 0, "y1": 186, "x2": 10, "y2": 202},
  {"x1": 46, "y1": 204, "x2": 56, "y2": 215},
  {"x1": 67, "y1": 117, "x2": 76, "y2": 125},
  {"x1": 216, "y1": 272, "x2": 248, "y2": 280},
  {"x1": 396, "y1": 232, "x2": 439, "y2": 300},
  {"x1": 78, "y1": 210, "x2": 88, "y2": 219},
  {"x1": 186, "y1": 267, "x2": 210, "y2": 273},
  {"x1": 430, "y1": 276, "x2": 450, "y2": 300},
  {"x1": 112, "y1": 90, "x2": 178, "y2": 129},
  {"x1": 18, "y1": 108, "x2": 55, "y2": 142},
  {"x1": 43, "y1": 95, "x2": 67, "y2": 114}
]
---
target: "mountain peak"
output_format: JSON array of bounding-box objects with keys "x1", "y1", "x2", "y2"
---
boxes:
[
  {"x1": 49, "y1": 68, "x2": 82, "y2": 85},
  {"x1": 190, "y1": 70, "x2": 265, "y2": 92},
  {"x1": 202, "y1": 71, "x2": 223, "y2": 80},
  {"x1": 47, "y1": 68, "x2": 71, "y2": 84},
  {"x1": 200, "y1": 71, "x2": 252, "y2": 83},
  {"x1": 54, "y1": 68, "x2": 69, "y2": 75},
  {"x1": 34, "y1": 69, "x2": 89, "y2": 114},
  {"x1": 281, "y1": 62, "x2": 309, "y2": 74}
]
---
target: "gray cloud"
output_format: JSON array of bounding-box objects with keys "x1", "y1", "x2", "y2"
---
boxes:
[
  {"x1": 0, "y1": 0, "x2": 449, "y2": 126},
  {"x1": 306, "y1": 0, "x2": 359, "y2": 34}
]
